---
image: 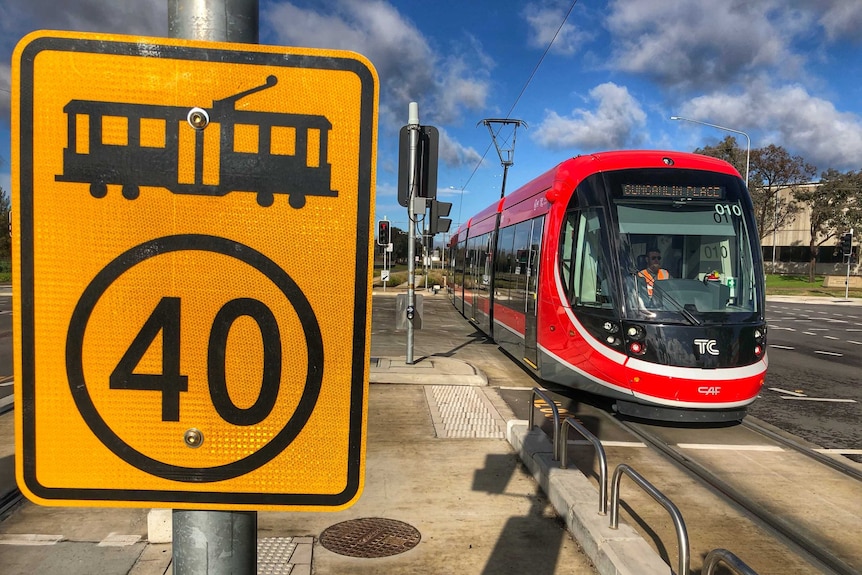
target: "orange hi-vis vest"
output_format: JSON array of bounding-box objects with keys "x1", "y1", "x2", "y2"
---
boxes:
[{"x1": 638, "y1": 268, "x2": 668, "y2": 296}]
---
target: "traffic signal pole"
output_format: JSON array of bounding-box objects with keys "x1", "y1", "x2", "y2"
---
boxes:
[
  {"x1": 406, "y1": 102, "x2": 420, "y2": 364},
  {"x1": 168, "y1": 1, "x2": 258, "y2": 573},
  {"x1": 845, "y1": 228, "x2": 854, "y2": 300}
]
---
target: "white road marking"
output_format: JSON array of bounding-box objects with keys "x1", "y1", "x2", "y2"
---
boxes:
[
  {"x1": 0, "y1": 534, "x2": 64, "y2": 545},
  {"x1": 823, "y1": 335, "x2": 839, "y2": 340},
  {"x1": 566, "y1": 440, "x2": 644, "y2": 448},
  {"x1": 98, "y1": 533, "x2": 141, "y2": 547},
  {"x1": 677, "y1": 443, "x2": 783, "y2": 451},
  {"x1": 781, "y1": 397, "x2": 857, "y2": 403},
  {"x1": 848, "y1": 340, "x2": 862, "y2": 345},
  {"x1": 814, "y1": 350, "x2": 842, "y2": 356},
  {"x1": 814, "y1": 448, "x2": 862, "y2": 455},
  {"x1": 768, "y1": 387, "x2": 806, "y2": 397},
  {"x1": 768, "y1": 344, "x2": 795, "y2": 350}
]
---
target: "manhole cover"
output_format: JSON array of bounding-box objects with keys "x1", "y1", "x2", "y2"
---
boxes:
[{"x1": 319, "y1": 517, "x2": 421, "y2": 558}]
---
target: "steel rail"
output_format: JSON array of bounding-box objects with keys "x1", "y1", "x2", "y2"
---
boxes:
[
  {"x1": 615, "y1": 418, "x2": 857, "y2": 575},
  {"x1": 742, "y1": 417, "x2": 862, "y2": 482}
]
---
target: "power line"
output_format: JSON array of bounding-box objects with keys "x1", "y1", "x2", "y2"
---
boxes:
[{"x1": 455, "y1": 0, "x2": 579, "y2": 226}]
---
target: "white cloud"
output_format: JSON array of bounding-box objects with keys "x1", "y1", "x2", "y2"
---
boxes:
[
  {"x1": 679, "y1": 82, "x2": 862, "y2": 172},
  {"x1": 605, "y1": 0, "x2": 801, "y2": 89},
  {"x1": 815, "y1": 0, "x2": 862, "y2": 42},
  {"x1": 438, "y1": 127, "x2": 484, "y2": 168},
  {"x1": 522, "y1": 1, "x2": 589, "y2": 56},
  {"x1": 532, "y1": 82, "x2": 647, "y2": 150},
  {"x1": 262, "y1": 0, "x2": 492, "y2": 129}
]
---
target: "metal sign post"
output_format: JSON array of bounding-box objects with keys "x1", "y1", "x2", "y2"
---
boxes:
[{"x1": 168, "y1": 1, "x2": 259, "y2": 572}]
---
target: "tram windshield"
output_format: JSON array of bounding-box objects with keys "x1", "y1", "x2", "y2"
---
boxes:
[
  {"x1": 613, "y1": 169, "x2": 761, "y2": 323},
  {"x1": 559, "y1": 167, "x2": 763, "y2": 325}
]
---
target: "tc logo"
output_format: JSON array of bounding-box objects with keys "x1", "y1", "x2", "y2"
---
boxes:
[{"x1": 694, "y1": 338, "x2": 719, "y2": 356}]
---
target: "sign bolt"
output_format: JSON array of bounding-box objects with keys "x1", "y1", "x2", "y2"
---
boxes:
[
  {"x1": 187, "y1": 107, "x2": 209, "y2": 130},
  {"x1": 184, "y1": 428, "x2": 204, "y2": 448}
]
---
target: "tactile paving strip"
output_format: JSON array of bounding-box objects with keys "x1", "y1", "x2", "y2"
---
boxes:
[
  {"x1": 426, "y1": 385, "x2": 506, "y2": 438},
  {"x1": 258, "y1": 537, "x2": 310, "y2": 575}
]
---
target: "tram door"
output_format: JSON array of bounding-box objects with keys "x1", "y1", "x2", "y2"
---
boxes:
[
  {"x1": 523, "y1": 218, "x2": 544, "y2": 367},
  {"x1": 465, "y1": 235, "x2": 485, "y2": 322}
]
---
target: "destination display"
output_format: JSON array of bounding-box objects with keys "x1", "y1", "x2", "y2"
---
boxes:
[{"x1": 622, "y1": 184, "x2": 725, "y2": 199}]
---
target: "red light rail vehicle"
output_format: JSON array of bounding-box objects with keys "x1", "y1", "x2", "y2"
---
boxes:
[{"x1": 446, "y1": 150, "x2": 767, "y2": 422}]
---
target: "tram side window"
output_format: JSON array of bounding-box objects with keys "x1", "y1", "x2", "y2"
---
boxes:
[
  {"x1": 495, "y1": 226, "x2": 516, "y2": 304},
  {"x1": 454, "y1": 240, "x2": 467, "y2": 288},
  {"x1": 563, "y1": 208, "x2": 612, "y2": 309},
  {"x1": 466, "y1": 233, "x2": 490, "y2": 290}
]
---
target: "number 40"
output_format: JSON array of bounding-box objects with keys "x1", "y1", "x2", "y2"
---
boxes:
[{"x1": 109, "y1": 297, "x2": 283, "y2": 426}]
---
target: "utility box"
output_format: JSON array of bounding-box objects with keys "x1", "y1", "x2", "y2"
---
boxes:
[{"x1": 396, "y1": 293, "x2": 423, "y2": 330}]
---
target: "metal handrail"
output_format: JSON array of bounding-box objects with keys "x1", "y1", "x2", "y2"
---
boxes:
[
  {"x1": 528, "y1": 388, "x2": 560, "y2": 460},
  {"x1": 703, "y1": 549, "x2": 759, "y2": 575},
  {"x1": 559, "y1": 417, "x2": 608, "y2": 515},
  {"x1": 610, "y1": 463, "x2": 690, "y2": 575}
]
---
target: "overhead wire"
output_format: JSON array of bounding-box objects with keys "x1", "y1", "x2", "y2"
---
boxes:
[{"x1": 454, "y1": 0, "x2": 580, "y2": 228}]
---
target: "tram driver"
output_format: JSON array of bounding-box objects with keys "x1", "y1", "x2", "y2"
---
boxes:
[{"x1": 638, "y1": 248, "x2": 670, "y2": 300}]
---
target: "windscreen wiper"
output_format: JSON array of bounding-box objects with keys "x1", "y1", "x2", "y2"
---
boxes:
[{"x1": 632, "y1": 271, "x2": 701, "y2": 326}]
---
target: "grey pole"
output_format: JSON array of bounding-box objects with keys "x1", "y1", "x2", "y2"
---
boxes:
[
  {"x1": 169, "y1": 0, "x2": 259, "y2": 43},
  {"x1": 168, "y1": 1, "x2": 258, "y2": 573},
  {"x1": 406, "y1": 102, "x2": 419, "y2": 364}
]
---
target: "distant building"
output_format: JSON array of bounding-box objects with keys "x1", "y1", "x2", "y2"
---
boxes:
[{"x1": 762, "y1": 183, "x2": 859, "y2": 275}]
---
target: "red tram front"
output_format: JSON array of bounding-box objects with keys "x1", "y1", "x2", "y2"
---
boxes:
[{"x1": 447, "y1": 150, "x2": 767, "y2": 422}]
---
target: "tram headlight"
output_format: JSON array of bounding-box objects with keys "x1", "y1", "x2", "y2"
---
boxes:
[
  {"x1": 754, "y1": 326, "x2": 765, "y2": 343},
  {"x1": 629, "y1": 341, "x2": 646, "y2": 355},
  {"x1": 625, "y1": 325, "x2": 645, "y2": 341},
  {"x1": 600, "y1": 321, "x2": 622, "y2": 346}
]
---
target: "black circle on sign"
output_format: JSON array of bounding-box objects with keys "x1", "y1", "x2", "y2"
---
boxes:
[{"x1": 66, "y1": 234, "x2": 324, "y2": 483}]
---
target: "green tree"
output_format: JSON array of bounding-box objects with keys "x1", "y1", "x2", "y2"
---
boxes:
[
  {"x1": 390, "y1": 226, "x2": 408, "y2": 264},
  {"x1": 694, "y1": 135, "x2": 747, "y2": 178},
  {"x1": 695, "y1": 141, "x2": 816, "y2": 243},
  {"x1": 748, "y1": 144, "x2": 816, "y2": 243},
  {"x1": 794, "y1": 169, "x2": 862, "y2": 282}
]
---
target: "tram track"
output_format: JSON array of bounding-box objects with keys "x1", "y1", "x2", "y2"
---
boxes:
[
  {"x1": 740, "y1": 418, "x2": 862, "y2": 483},
  {"x1": 614, "y1": 416, "x2": 861, "y2": 575}
]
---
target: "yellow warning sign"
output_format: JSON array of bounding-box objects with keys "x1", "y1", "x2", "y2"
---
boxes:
[{"x1": 11, "y1": 30, "x2": 378, "y2": 511}]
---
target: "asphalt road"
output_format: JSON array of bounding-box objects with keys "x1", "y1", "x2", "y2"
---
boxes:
[{"x1": 750, "y1": 301, "x2": 862, "y2": 462}]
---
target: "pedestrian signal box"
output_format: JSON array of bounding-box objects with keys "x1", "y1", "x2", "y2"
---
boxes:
[
  {"x1": 11, "y1": 31, "x2": 378, "y2": 512},
  {"x1": 378, "y1": 220, "x2": 391, "y2": 245},
  {"x1": 840, "y1": 232, "x2": 853, "y2": 255}
]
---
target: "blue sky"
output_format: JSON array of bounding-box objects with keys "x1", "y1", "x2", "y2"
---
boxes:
[{"x1": 3, "y1": 0, "x2": 862, "y2": 232}]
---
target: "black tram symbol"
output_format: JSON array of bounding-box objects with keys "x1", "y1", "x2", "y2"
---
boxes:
[{"x1": 55, "y1": 75, "x2": 337, "y2": 208}]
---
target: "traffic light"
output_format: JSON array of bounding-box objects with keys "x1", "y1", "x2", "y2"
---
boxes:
[
  {"x1": 378, "y1": 220, "x2": 391, "y2": 246},
  {"x1": 840, "y1": 232, "x2": 852, "y2": 255},
  {"x1": 429, "y1": 200, "x2": 452, "y2": 235}
]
